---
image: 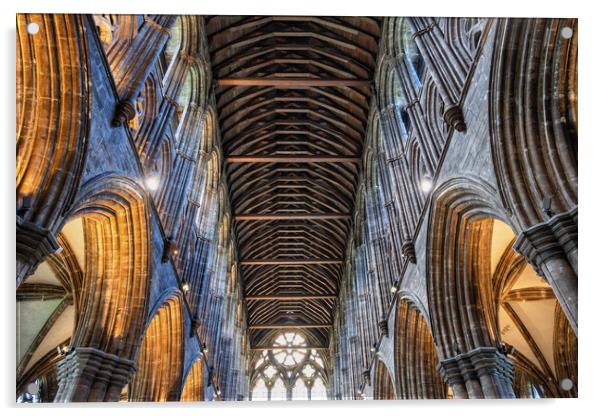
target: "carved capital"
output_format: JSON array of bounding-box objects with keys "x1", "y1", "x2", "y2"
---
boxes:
[
  {"x1": 513, "y1": 207, "x2": 578, "y2": 277},
  {"x1": 437, "y1": 347, "x2": 514, "y2": 387},
  {"x1": 55, "y1": 347, "x2": 136, "y2": 402}
]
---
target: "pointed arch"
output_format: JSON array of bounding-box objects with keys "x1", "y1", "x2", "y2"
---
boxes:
[
  {"x1": 373, "y1": 359, "x2": 395, "y2": 400},
  {"x1": 426, "y1": 177, "x2": 511, "y2": 359},
  {"x1": 129, "y1": 291, "x2": 185, "y2": 402},
  {"x1": 67, "y1": 174, "x2": 152, "y2": 360},
  {"x1": 180, "y1": 356, "x2": 205, "y2": 401},
  {"x1": 16, "y1": 14, "x2": 90, "y2": 285},
  {"x1": 394, "y1": 298, "x2": 447, "y2": 399}
]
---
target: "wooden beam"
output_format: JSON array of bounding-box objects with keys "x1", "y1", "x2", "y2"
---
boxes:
[
  {"x1": 235, "y1": 213, "x2": 350, "y2": 221},
  {"x1": 225, "y1": 155, "x2": 360, "y2": 164},
  {"x1": 245, "y1": 295, "x2": 337, "y2": 301},
  {"x1": 240, "y1": 259, "x2": 343, "y2": 266},
  {"x1": 248, "y1": 323, "x2": 333, "y2": 330},
  {"x1": 216, "y1": 77, "x2": 370, "y2": 88}
]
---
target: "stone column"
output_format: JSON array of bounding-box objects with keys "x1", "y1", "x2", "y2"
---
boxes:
[
  {"x1": 111, "y1": 15, "x2": 177, "y2": 127},
  {"x1": 513, "y1": 207, "x2": 578, "y2": 334},
  {"x1": 54, "y1": 347, "x2": 136, "y2": 402},
  {"x1": 407, "y1": 17, "x2": 467, "y2": 132},
  {"x1": 437, "y1": 347, "x2": 515, "y2": 399},
  {"x1": 157, "y1": 105, "x2": 205, "y2": 236},
  {"x1": 16, "y1": 216, "x2": 60, "y2": 287},
  {"x1": 136, "y1": 52, "x2": 195, "y2": 167}
]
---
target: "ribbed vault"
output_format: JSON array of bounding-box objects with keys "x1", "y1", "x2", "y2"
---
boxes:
[{"x1": 206, "y1": 16, "x2": 381, "y2": 347}]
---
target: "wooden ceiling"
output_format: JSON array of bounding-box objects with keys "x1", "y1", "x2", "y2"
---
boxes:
[{"x1": 206, "y1": 16, "x2": 381, "y2": 347}]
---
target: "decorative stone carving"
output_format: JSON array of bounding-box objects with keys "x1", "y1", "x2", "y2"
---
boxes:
[
  {"x1": 401, "y1": 241, "x2": 417, "y2": 264},
  {"x1": 16, "y1": 216, "x2": 61, "y2": 286},
  {"x1": 55, "y1": 347, "x2": 137, "y2": 402},
  {"x1": 378, "y1": 319, "x2": 389, "y2": 337},
  {"x1": 437, "y1": 347, "x2": 515, "y2": 399},
  {"x1": 514, "y1": 207, "x2": 578, "y2": 333}
]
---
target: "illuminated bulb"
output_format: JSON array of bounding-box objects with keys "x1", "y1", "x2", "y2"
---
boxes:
[
  {"x1": 27, "y1": 22, "x2": 39, "y2": 35},
  {"x1": 145, "y1": 176, "x2": 160, "y2": 191},
  {"x1": 56, "y1": 345, "x2": 70, "y2": 356},
  {"x1": 182, "y1": 282, "x2": 190, "y2": 293},
  {"x1": 420, "y1": 175, "x2": 433, "y2": 193},
  {"x1": 370, "y1": 347, "x2": 376, "y2": 352},
  {"x1": 390, "y1": 285, "x2": 398, "y2": 294}
]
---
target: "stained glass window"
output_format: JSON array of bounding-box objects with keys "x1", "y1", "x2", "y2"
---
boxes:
[{"x1": 250, "y1": 332, "x2": 328, "y2": 401}]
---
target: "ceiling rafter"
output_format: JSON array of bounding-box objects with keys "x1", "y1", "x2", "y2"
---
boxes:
[{"x1": 206, "y1": 15, "x2": 380, "y2": 347}]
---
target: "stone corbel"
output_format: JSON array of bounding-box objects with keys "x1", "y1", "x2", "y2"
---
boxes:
[
  {"x1": 16, "y1": 216, "x2": 61, "y2": 286},
  {"x1": 443, "y1": 104, "x2": 467, "y2": 132},
  {"x1": 401, "y1": 241, "x2": 417, "y2": 264},
  {"x1": 378, "y1": 319, "x2": 389, "y2": 337}
]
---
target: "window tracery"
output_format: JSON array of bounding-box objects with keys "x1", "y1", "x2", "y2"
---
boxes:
[{"x1": 250, "y1": 333, "x2": 328, "y2": 401}]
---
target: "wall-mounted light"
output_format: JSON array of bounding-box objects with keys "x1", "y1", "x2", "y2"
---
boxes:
[
  {"x1": 202, "y1": 343, "x2": 209, "y2": 354},
  {"x1": 498, "y1": 342, "x2": 515, "y2": 356},
  {"x1": 420, "y1": 175, "x2": 433, "y2": 193},
  {"x1": 56, "y1": 344, "x2": 70, "y2": 356},
  {"x1": 145, "y1": 175, "x2": 160, "y2": 192},
  {"x1": 370, "y1": 342, "x2": 377, "y2": 353},
  {"x1": 182, "y1": 282, "x2": 190, "y2": 293}
]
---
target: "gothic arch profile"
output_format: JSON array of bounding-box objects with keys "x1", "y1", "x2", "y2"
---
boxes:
[
  {"x1": 129, "y1": 291, "x2": 185, "y2": 402},
  {"x1": 16, "y1": 14, "x2": 91, "y2": 285},
  {"x1": 393, "y1": 297, "x2": 447, "y2": 399},
  {"x1": 53, "y1": 174, "x2": 152, "y2": 402},
  {"x1": 489, "y1": 18, "x2": 577, "y2": 230},
  {"x1": 425, "y1": 177, "x2": 515, "y2": 398},
  {"x1": 373, "y1": 359, "x2": 395, "y2": 400},
  {"x1": 489, "y1": 18, "x2": 578, "y2": 333},
  {"x1": 181, "y1": 356, "x2": 205, "y2": 401}
]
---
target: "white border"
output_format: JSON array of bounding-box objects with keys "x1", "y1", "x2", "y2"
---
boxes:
[{"x1": 2, "y1": 1, "x2": 599, "y2": 416}]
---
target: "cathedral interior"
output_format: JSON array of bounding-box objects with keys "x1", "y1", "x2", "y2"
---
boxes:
[{"x1": 15, "y1": 14, "x2": 578, "y2": 402}]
